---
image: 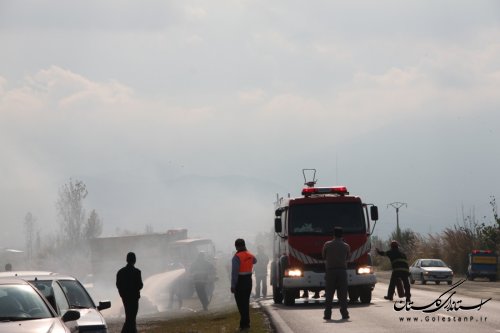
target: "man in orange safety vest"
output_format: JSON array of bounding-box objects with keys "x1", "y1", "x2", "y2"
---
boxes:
[{"x1": 231, "y1": 238, "x2": 257, "y2": 331}]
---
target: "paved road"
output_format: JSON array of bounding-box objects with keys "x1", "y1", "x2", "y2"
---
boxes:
[
  {"x1": 376, "y1": 270, "x2": 500, "y2": 300},
  {"x1": 261, "y1": 272, "x2": 500, "y2": 333}
]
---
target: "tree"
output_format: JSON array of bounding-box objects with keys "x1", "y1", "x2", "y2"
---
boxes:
[
  {"x1": 482, "y1": 196, "x2": 500, "y2": 252},
  {"x1": 56, "y1": 179, "x2": 88, "y2": 244},
  {"x1": 388, "y1": 228, "x2": 418, "y2": 254},
  {"x1": 84, "y1": 209, "x2": 103, "y2": 239}
]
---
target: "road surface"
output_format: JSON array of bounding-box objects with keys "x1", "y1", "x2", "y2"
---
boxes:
[{"x1": 261, "y1": 274, "x2": 499, "y2": 333}]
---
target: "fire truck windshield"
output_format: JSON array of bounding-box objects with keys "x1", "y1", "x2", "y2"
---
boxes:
[{"x1": 288, "y1": 202, "x2": 365, "y2": 235}]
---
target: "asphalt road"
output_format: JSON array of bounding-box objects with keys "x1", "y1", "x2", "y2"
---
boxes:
[{"x1": 260, "y1": 272, "x2": 500, "y2": 333}]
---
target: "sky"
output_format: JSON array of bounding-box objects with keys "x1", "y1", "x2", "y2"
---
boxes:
[{"x1": 1, "y1": 0, "x2": 500, "y2": 253}]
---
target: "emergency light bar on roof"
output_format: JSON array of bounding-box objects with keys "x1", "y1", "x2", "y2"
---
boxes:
[
  {"x1": 302, "y1": 186, "x2": 349, "y2": 196},
  {"x1": 472, "y1": 250, "x2": 493, "y2": 254}
]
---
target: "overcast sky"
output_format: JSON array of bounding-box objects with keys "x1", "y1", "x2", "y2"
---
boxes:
[{"x1": 1, "y1": 1, "x2": 499, "y2": 252}]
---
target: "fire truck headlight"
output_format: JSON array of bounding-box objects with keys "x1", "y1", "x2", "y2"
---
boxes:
[
  {"x1": 356, "y1": 266, "x2": 373, "y2": 275},
  {"x1": 285, "y1": 269, "x2": 303, "y2": 277}
]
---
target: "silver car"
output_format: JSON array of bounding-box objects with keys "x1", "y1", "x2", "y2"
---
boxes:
[
  {"x1": 409, "y1": 259, "x2": 453, "y2": 285},
  {"x1": 0, "y1": 272, "x2": 110, "y2": 333},
  {"x1": 0, "y1": 277, "x2": 80, "y2": 333}
]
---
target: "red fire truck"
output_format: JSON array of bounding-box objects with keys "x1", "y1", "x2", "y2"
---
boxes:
[{"x1": 271, "y1": 169, "x2": 379, "y2": 305}]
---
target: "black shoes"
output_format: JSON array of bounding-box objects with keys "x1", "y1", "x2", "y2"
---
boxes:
[
  {"x1": 384, "y1": 296, "x2": 393, "y2": 301},
  {"x1": 324, "y1": 314, "x2": 349, "y2": 320}
]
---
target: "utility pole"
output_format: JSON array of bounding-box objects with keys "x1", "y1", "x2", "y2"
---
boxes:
[{"x1": 387, "y1": 202, "x2": 407, "y2": 242}]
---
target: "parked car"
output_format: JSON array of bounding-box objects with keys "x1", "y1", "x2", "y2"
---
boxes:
[
  {"x1": 0, "y1": 271, "x2": 110, "y2": 333},
  {"x1": 0, "y1": 277, "x2": 80, "y2": 333},
  {"x1": 409, "y1": 259, "x2": 453, "y2": 285}
]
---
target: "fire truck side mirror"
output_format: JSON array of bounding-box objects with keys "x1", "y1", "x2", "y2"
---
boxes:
[
  {"x1": 370, "y1": 206, "x2": 379, "y2": 221},
  {"x1": 274, "y1": 218, "x2": 282, "y2": 233}
]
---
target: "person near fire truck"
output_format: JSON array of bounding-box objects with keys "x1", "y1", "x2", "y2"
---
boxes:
[
  {"x1": 116, "y1": 252, "x2": 143, "y2": 333},
  {"x1": 376, "y1": 240, "x2": 411, "y2": 301},
  {"x1": 322, "y1": 226, "x2": 350, "y2": 320},
  {"x1": 231, "y1": 238, "x2": 257, "y2": 331},
  {"x1": 189, "y1": 251, "x2": 216, "y2": 310},
  {"x1": 253, "y1": 245, "x2": 269, "y2": 298}
]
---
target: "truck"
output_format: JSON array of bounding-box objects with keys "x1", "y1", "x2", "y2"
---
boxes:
[
  {"x1": 89, "y1": 229, "x2": 216, "y2": 284},
  {"x1": 466, "y1": 250, "x2": 498, "y2": 281},
  {"x1": 271, "y1": 169, "x2": 379, "y2": 305}
]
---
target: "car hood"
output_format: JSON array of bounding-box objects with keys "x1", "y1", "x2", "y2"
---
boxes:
[
  {"x1": 0, "y1": 318, "x2": 70, "y2": 333},
  {"x1": 74, "y1": 308, "x2": 106, "y2": 328},
  {"x1": 421, "y1": 267, "x2": 452, "y2": 273}
]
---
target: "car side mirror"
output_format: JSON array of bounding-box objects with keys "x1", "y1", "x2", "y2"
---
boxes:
[
  {"x1": 62, "y1": 310, "x2": 80, "y2": 322},
  {"x1": 370, "y1": 206, "x2": 379, "y2": 221},
  {"x1": 97, "y1": 300, "x2": 111, "y2": 311},
  {"x1": 274, "y1": 218, "x2": 282, "y2": 233}
]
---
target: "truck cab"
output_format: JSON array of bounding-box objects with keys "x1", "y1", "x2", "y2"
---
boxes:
[{"x1": 271, "y1": 170, "x2": 379, "y2": 305}]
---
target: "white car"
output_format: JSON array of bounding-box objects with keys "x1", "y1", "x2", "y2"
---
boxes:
[
  {"x1": 0, "y1": 277, "x2": 80, "y2": 333},
  {"x1": 409, "y1": 259, "x2": 453, "y2": 285},
  {"x1": 0, "y1": 271, "x2": 110, "y2": 333}
]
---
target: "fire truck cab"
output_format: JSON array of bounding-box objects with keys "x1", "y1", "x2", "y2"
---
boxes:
[{"x1": 271, "y1": 170, "x2": 379, "y2": 305}]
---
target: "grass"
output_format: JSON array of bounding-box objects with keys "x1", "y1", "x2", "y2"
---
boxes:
[{"x1": 136, "y1": 306, "x2": 272, "y2": 333}]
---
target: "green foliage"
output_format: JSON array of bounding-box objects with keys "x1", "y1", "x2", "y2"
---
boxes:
[{"x1": 144, "y1": 307, "x2": 271, "y2": 333}]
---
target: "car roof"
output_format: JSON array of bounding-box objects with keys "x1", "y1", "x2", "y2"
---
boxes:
[
  {"x1": 0, "y1": 276, "x2": 33, "y2": 285},
  {"x1": 0, "y1": 271, "x2": 77, "y2": 281}
]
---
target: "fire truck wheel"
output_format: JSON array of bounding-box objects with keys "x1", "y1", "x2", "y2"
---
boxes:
[
  {"x1": 348, "y1": 288, "x2": 359, "y2": 302},
  {"x1": 272, "y1": 285, "x2": 283, "y2": 304},
  {"x1": 359, "y1": 288, "x2": 371, "y2": 304},
  {"x1": 283, "y1": 288, "x2": 296, "y2": 306}
]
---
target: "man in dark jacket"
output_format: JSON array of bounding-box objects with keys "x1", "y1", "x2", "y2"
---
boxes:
[
  {"x1": 116, "y1": 252, "x2": 143, "y2": 333},
  {"x1": 376, "y1": 240, "x2": 411, "y2": 301},
  {"x1": 322, "y1": 226, "x2": 351, "y2": 320},
  {"x1": 189, "y1": 251, "x2": 216, "y2": 310},
  {"x1": 254, "y1": 245, "x2": 269, "y2": 298}
]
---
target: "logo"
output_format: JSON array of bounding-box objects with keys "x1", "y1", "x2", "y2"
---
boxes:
[{"x1": 394, "y1": 279, "x2": 490, "y2": 313}]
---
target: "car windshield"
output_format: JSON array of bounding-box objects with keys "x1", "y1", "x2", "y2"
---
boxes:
[
  {"x1": 0, "y1": 284, "x2": 53, "y2": 321},
  {"x1": 421, "y1": 259, "x2": 446, "y2": 267},
  {"x1": 289, "y1": 202, "x2": 365, "y2": 235}
]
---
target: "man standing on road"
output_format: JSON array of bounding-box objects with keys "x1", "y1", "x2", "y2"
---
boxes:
[
  {"x1": 376, "y1": 240, "x2": 411, "y2": 301},
  {"x1": 231, "y1": 238, "x2": 257, "y2": 331},
  {"x1": 116, "y1": 252, "x2": 143, "y2": 333},
  {"x1": 254, "y1": 245, "x2": 269, "y2": 298},
  {"x1": 189, "y1": 251, "x2": 216, "y2": 311},
  {"x1": 322, "y1": 227, "x2": 351, "y2": 320}
]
